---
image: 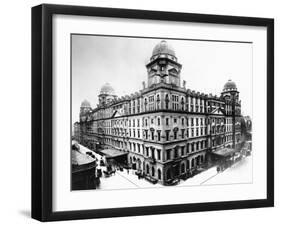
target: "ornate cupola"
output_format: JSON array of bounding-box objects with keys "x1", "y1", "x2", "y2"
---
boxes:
[
  {"x1": 221, "y1": 79, "x2": 239, "y2": 101},
  {"x1": 221, "y1": 79, "x2": 241, "y2": 115},
  {"x1": 146, "y1": 40, "x2": 182, "y2": 88},
  {"x1": 80, "y1": 99, "x2": 91, "y2": 113},
  {"x1": 98, "y1": 83, "x2": 117, "y2": 105},
  {"x1": 79, "y1": 99, "x2": 92, "y2": 122}
]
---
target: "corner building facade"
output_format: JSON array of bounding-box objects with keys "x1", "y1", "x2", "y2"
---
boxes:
[{"x1": 77, "y1": 40, "x2": 242, "y2": 185}]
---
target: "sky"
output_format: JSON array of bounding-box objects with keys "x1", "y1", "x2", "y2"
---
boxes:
[{"x1": 72, "y1": 35, "x2": 252, "y2": 123}]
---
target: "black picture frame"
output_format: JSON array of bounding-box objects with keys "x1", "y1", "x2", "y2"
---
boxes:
[{"x1": 32, "y1": 4, "x2": 274, "y2": 222}]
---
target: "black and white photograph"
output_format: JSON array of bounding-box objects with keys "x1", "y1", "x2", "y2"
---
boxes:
[
  {"x1": 29, "y1": 3, "x2": 274, "y2": 222},
  {"x1": 71, "y1": 35, "x2": 253, "y2": 191}
]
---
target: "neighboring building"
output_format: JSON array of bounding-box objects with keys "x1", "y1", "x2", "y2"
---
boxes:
[
  {"x1": 240, "y1": 116, "x2": 252, "y2": 142},
  {"x1": 71, "y1": 142, "x2": 98, "y2": 190},
  {"x1": 73, "y1": 121, "x2": 81, "y2": 142},
  {"x1": 74, "y1": 40, "x2": 243, "y2": 185}
]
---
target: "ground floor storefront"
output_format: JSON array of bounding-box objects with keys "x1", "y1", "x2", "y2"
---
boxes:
[{"x1": 73, "y1": 141, "x2": 252, "y2": 190}]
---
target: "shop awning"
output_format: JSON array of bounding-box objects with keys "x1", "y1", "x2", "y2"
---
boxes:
[
  {"x1": 100, "y1": 149, "x2": 128, "y2": 159},
  {"x1": 212, "y1": 148, "x2": 237, "y2": 157}
]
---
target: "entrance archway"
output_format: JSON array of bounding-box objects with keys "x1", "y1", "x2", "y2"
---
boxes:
[{"x1": 158, "y1": 169, "x2": 161, "y2": 180}]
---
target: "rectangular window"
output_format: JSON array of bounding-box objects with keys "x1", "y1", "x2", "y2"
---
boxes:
[
  {"x1": 166, "y1": 130, "x2": 170, "y2": 141},
  {"x1": 181, "y1": 146, "x2": 185, "y2": 156},
  {"x1": 174, "y1": 130, "x2": 177, "y2": 140},
  {"x1": 166, "y1": 118, "x2": 169, "y2": 126},
  {"x1": 157, "y1": 131, "x2": 161, "y2": 141},
  {"x1": 174, "y1": 149, "x2": 178, "y2": 158},
  {"x1": 181, "y1": 129, "x2": 185, "y2": 138},
  {"x1": 166, "y1": 150, "x2": 171, "y2": 160},
  {"x1": 157, "y1": 149, "x2": 161, "y2": 160}
]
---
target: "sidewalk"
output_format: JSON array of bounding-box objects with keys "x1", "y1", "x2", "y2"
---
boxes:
[
  {"x1": 203, "y1": 155, "x2": 252, "y2": 185},
  {"x1": 77, "y1": 143, "x2": 162, "y2": 189},
  {"x1": 75, "y1": 143, "x2": 252, "y2": 189}
]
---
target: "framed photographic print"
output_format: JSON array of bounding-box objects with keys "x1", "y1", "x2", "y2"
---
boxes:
[{"x1": 32, "y1": 4, "x2": 274, "y2": 221}]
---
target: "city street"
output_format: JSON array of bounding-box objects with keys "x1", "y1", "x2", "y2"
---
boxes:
[
  {"x1": 178, "y1": 154, "x2": 252, "y2": 187},
  {"x1": 76, "y1": 143, "x2": 252, "y2": 189},
  {"x1": 76, "y1": 143, "x2": 162, "y2": 189},
  {"x1": 203, "y1": 154, "x2": 252, "y2": 185}
]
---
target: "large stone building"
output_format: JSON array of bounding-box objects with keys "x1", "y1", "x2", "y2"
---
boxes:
[{"x1": 74, "y1": 40, "x2": 243, "y2": 185}]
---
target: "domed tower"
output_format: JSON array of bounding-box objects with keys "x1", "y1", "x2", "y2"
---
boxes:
[
  {"x1": 79, "y1": 99, "x2": 92, "y2": 122},
  {"x1": 98, "y1": 83, "x2": 117, "y2": 105},
  {"x1": 146, "y1": 40, "x2": 182, "y2": 87},
  {"x1": 221, "y1": 79, "x2": 241, "y2": 116},
  {"x1": 80, "y1": 99, "x2": 91, "y2": 114},
  {"x1": 221, "y1": 79, "x2": 239, "y2": 101}
]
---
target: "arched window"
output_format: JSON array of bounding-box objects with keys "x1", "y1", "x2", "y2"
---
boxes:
[
  {"x1": 191, "y1": 159, "x2": 195, "y2": 167},
  {"x1": 186, "y1": 160, "x2": 190, "y2": 170},
  {"x1": 158, "y1": 169, "x2": 161, "y2": 180},
  {"x1": 146, "y1": 164, "x2": 150, "y2": 174}
]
